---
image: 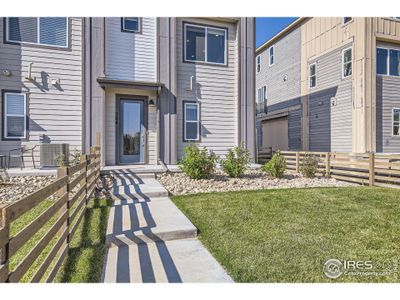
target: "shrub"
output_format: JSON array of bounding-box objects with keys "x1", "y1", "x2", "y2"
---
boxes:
[
  {"x1": 221, "y1": 143, "x2": 251, "y2": 178},
  {"x1": 179, "y1": 143, "x2": 218, "y2": 179},
  {"x1": 261, "y1": 151, "x2": 286, "y2": 178},
  {"x1": 55, "y1": 153, "x2": 68, "y2": 167},
  {"x1": 300, "y1": 153, "x2": 319, "y2": 178}
]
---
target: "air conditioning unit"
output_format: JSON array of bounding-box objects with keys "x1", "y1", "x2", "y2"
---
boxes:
[{"x1": 40, "y1": 143, "x2": 69, "y2": 168}]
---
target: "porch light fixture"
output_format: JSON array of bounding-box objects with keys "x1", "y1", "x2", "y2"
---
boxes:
[{"x1": 149, "y1": 99, "x2": 156, "y2": 107}]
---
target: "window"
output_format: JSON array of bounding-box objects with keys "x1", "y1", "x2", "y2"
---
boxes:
[
  {"x1": 122, "y1": 17, "x2": 140, "y2": 33},
  {"x1": 393, "y1": 109, "x2": 400, "y2": 136},
  {"x1": 377, "y1": 47, "x2": 400, "y2": 76},
  {"x1": 256, "y1": 55, "x2": 261, "y2": 73},
  {"x1": 342, "y1": 47, "x2": 352, "y2": 78},
  {"x1": 184, "y1": 23, "x2": 227, "y2": 65},
  {"x1": 6, "y1": 17, "x2": 67, "y2": 47},
  {"x1": 309, "y1": 63, "x2": 317, "y2": 88},
  {"x1": 184, "y1": 102, "x2": 200, "y2": 141},
  {"x1": 269, "y1": 46, "x2": 274, "y2": 66},
  {"x1": 256, "y1": 86, "x2": 267, "y2": 114},
  {"x1": 3, "y1": 92, "x2": 26, "y2": 139},
  {"x1": 343, "y1": 17, "x2": 352, "y2": 24}
]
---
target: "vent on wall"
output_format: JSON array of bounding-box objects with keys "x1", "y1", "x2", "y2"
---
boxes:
[{"x1": 40, "y1": 143, "x2": 69, "y2": 168}]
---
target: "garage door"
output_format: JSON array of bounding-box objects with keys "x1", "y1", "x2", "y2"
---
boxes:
[{"x1": 262, "y1": 117, "x2": 288, "y2": 151}]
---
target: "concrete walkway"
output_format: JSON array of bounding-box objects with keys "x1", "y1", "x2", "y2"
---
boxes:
[{"x1": 102, "y1": 170, "x2": 232, "y2": 283}]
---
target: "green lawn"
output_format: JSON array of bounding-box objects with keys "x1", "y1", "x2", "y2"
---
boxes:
[
  {"x1": 172, "y1": 187, "x2": 400, "y2": 283},
  {"x1": 8, "y1": 197, "x2": 110, "y2": 283}
]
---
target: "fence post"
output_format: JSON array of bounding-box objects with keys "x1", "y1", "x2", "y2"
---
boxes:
[
  {"x1": 369, "y1": 152, "x2": 375, "y2": 186},
  {"x1": 96, "y1": 132, "x2": 101, "y2": 148},
  {"x1": 325, "y1": 152, "x2": 331, "y2": 177},
  {"x1": 57, "y1": 166, "x2": 69, "y2": 243},
  {"x1": 0, "y1": 205, "x2": 10, "y2": 282},
  {"x1": 295, "y1": 152, "x2": 300, "y2": 173},
  {"x1": 80, "y1": 154, "x2": 88, "y2": 204}
]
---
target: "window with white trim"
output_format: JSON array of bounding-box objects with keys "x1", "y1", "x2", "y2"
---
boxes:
[
  {"x1": 184, "y1": 23, "x2": 227, "y2": 65},
  {"x1": 256, "y1": 55, "x2": 261, "y2": 73},
  {"x1": 342, "y1": 47, "x2": 352, "y2": 78},
  {"x1": 122, "y1": 17, "x2": 140, "y2": 32},
  {"x1": 394, "y1": 109, "x2": 400, "y2": 136},
  {"x1": 377, "y1": 47, "x2": 400, "y2": 76},
  {"x1": 343, "y1": 17, "x2": 352, "y2": 24},
  {"x1": 184, "y1": 102, "x2": 200, "y2": 141},
  {"x1": 269, "y1": 46, "x2": 274, "y2": 66},
  {"x1": 309, "y1": 63, "x2": 317, "y2": 88},
  {"x1": 256, "y1": 86, "x2": 267, "y2": 114},
  {"x1": 6, "y1": 17, "x2": 67, "y2": 47},
  {"x1": 3, "y1": 92, "x2": 26, "y2": 139}
]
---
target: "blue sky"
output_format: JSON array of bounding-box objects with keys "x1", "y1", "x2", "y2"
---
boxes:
[{"x1": 256, "y1": 17, "x2": 298, "y2": 48}]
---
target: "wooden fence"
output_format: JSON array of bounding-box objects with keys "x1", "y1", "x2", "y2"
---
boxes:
[
  {"x1": 280, "y1": 151, "x2": 400, "y2": 188},
  {"x1": 257, "y1": 147, "x2": 273, "y2": 164},
  {"x1": 0, "y1": 146, "x2": 101, "y2": 282}
]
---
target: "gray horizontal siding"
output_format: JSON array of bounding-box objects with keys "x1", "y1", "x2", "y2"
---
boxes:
[
  {"x1": 176, "y1": 18, "x2": 239, "y2": 159},
  {"x1": 0, "y1": 17, "x2": 83, "y2": 167},
  {"x1": 288, "y1": 109, "x2": 302, "y2": 150},
  {"x1": 105, "y1": 17, "x2": 157, "y2": 82},
  {"x1": 308, "y1": 43, "x2": 353, "y2": 152},
  {"x1": 376, "y1": 75, "x2": 400, "y2": 153}
]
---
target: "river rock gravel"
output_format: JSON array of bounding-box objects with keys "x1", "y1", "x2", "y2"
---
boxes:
[
  {"x1": 0, "y1": 176, "x2": 56, "y2": 204},
  {"x1": 157, "y1": 170, "x2": 357, "y2": 196}
]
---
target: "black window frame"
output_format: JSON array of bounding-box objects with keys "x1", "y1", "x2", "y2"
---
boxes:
[
  {"x1": 182, "y1": 101, "x2": 201, "y2": 142},
  {"x1": 183, "y1": 22, "x2": 228, "y2": 66},
  {"x1": 4, "y1": 17, "x2": 69, "y2": 49},
  {"x1": 121, "y1": 17, "x2": 141, "y2": 33}
]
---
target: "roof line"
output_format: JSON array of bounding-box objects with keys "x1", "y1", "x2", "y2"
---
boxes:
[{"x1": 256, "y1": 17, "x2": 306, "y2": 54}]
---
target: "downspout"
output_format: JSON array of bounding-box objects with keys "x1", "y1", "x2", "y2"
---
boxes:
[{"x1": 89, "y1": 17, "x2": 93, "y2": 147}]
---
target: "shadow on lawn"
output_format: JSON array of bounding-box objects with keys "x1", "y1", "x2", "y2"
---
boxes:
[{"x1": 58, "y1": 197, "x2": 111, "y2": 283}]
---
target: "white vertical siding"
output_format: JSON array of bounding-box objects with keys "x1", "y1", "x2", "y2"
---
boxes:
[
  {"x1": 176, "y1": 18, "x2": 239, "y2": 159},
  {"x1": 0, "y1": 17, "x2": 83, "y2": 167},
  {"x1": 105, "y1": 17, "x2": 157, "y2": 82}
]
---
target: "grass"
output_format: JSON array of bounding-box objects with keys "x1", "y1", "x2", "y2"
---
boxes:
[
  {"x1": 8, "y1": 197, "x2": 110, "y2": 283},
  {"x1": 172, "y1": 187, "x2": 400, "y2": 283}
]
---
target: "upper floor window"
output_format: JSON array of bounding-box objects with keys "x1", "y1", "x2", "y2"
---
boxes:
[
  {"x1": 342, "y1": 47, "x2": 352, "y2": 78},
  {"x1": 393, "y1": 108, "x2": 400, "y2": 136},
  {"x1": 343, "y1": 17, "x2": 352, "y2": 24},
  {"x1": 309, "y1": 63, "x2": 317, "y2": 88},
  {"x1": 184, "y1": 23, "x2": 227, "y2": 65},
  {"x1": 256, "y1": 55, "x2": 261, "y2": 73},
  {"x1": 122, "y1": 17, "x2": 140, "y2": 33},
  {"x1": 3, "y1": 92, "x2": 27, "y2": 140},
  {"x1": 6, "y1": 17, "x2": 67, "y2": 48},
  {"x1": 377, "y1": 47, "x2": 400, "y2": 76},
  {"x1": 269, "y1": 46, "x2": 274, "y2": 66}
]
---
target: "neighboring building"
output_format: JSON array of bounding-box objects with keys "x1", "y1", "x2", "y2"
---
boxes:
[
  {"x1": 0, "y1": 17, "x2": 255, "y2": 168},
  {"x1": 256, "y1": 17, "x2": 400, "y2": 153}
]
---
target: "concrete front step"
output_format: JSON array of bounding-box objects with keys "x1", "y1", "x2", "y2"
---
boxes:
[
  {"x1": 112, "y1": 186, "x2": 168, "y2": 199},
  {"x1": 102, "y1": 238, "x2": 233, "y2": 283},
  {"x1": 106, "y1": 196, "x2": 197, "y2": 247}
]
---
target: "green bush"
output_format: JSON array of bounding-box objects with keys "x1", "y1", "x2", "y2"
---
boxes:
[
  {"x1": 221, "y1": 143, "x2": 251, "y2": 178},
  {"x1": 179, "y1": 143, "x2": 218, "y2": 179},
  {"x1": 261, "y1": 151, "x2": 286, "y2": 178},
  {"x1": 300, "y1": 153, "x2": 319, "y2": 178}
]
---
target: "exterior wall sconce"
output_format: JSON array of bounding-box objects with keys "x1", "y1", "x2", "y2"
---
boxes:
[{"x1": 149, "y1": 98, "x2": 157, "y2": 107}]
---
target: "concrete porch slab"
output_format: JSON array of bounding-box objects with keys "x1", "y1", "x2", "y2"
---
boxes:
[{"x1": 102, "y1": 238, "x2": 233, "y2": 283}]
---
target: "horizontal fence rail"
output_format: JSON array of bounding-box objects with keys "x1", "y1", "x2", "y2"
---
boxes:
[
  {"x1": 278, "y1": 151, "x2": 400, "y2": 188},
  {"x1": 0, "y1": 145, "x2": 101, "y2": 283}
]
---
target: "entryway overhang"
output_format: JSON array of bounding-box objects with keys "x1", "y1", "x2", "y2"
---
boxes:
[{"x1": 97, "y1": 78, "x2": 164, "y2": 94}]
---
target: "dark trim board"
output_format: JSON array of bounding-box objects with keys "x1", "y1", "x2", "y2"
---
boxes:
[{"x1": 115, "y1": 94, "x2": 149, "y2": 165}]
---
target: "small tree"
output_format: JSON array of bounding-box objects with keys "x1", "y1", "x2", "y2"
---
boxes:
[
  {"x1": 300, "y1": 153, "x2": 319, "y2": 178},
  {"x1": 179, "y1": 143, "x2": 218, "y2": 179},
  {"x1": 261, "y1": 151, "x2": 286, "y2": 178},
  {"x1": 221, "y1": 143, "x2": 251, "y2": 178}
]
